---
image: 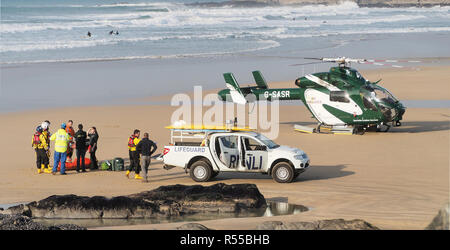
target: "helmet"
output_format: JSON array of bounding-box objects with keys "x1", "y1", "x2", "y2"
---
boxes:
[
  {"x1": 41, "y1": 122, "x2": 49, "y2": 130},
  {"x1": 36, "y1": 125, "x2": 43, "y2": 133},
  {"x1": 61, "y1": 123, "x2": 66, "y2": 129}
]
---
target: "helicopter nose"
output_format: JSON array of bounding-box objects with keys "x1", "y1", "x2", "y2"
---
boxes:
[{"x1": 395, "y1": 104, "x2": 406, "y2": 122}]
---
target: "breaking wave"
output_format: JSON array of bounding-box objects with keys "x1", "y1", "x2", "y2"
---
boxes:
[{"x1": 1, "y1": 0, "x2": 449, "y2": 63}]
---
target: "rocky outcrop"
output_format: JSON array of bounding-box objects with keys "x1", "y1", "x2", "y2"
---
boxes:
[
  {"x1": 2, "y1": 183, "x2": 267, "y2": 219},
  {"x1": 425, "y1": 203, "x2": 449, "y2": 230},
  {"x1": 0, "y1": 214, "x2": 86, "y2": 230},
  {"x1": 176, "y1": 223, "x2": 211, "y2": 230},
  {"x1": 256, "y1": 219, "x2": 379, "y2": 230}
]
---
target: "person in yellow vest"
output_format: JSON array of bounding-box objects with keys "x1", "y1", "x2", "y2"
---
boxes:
[
  {"x1": 31, "y1": 126, "x2": 49, "y2": 174},
  {"x1": 126, "y1": 129, "x2": 143, "y2": 179},
  {"x1": 50, "y1": 123, "x2": 71, "y2": 175}
]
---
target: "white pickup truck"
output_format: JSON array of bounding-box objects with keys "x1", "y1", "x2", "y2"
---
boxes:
[{"x1": 162, "y1": 129, "x2": 310, "y2": 183}]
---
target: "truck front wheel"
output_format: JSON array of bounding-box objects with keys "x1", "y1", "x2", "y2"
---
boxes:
[
  {"x1": 190, "y1": 161, "x2": 213, "y2": 182},
  {"x1": 272, "y1": 162, "x2": 295, "y2": 183}
]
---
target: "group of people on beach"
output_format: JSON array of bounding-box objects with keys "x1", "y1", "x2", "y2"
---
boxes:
[
  {"x1": 32, "y1": 122, "x2": 158, "y2": 182},
  {"x1": 32, "y1": 120, "x2": 99, "y2": 175}
]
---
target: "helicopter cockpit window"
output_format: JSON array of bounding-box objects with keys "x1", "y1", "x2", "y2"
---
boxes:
[
  {"x1": 362, "y1": 96, "x2": 377, "y2": 111},
  {"x1": 373, "y1": 86, "x2": 398, "y2": 104},
  {"x1": 330, "y1": 91, "x2": 350, "y2": 103}
]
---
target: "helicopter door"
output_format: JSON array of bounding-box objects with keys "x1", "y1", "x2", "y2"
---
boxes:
[
  {"x1": 215, "y1": 135, "x2": 240, "y2": 170},
  {"x1": 304, "y1": 89, "x2": 344, "y2": 125}
]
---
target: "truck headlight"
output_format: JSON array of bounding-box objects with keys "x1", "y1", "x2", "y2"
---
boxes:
[{"x1": 294, "y1": 153, "x2": 307, "y2": 160}]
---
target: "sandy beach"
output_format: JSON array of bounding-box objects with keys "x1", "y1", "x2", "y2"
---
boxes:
[{"x1": 0, "y1": 65, "x2": 448, "y2": 230}]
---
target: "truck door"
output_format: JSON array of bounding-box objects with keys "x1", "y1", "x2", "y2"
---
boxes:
[
  {"x1": 215, "y1": 135, "x2": 240, "y2": 170},
  {"x1": 240, "y1": 136, "x2": 268, "y2": 172}
]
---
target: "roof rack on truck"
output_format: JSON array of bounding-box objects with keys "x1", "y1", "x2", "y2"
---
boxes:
[{"x1": 165, "y1": 124, "x2": 253, "y2": 145}]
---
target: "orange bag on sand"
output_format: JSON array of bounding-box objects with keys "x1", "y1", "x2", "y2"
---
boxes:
[{"x1": 57, "y1": 158, "x2": 91, "y2": 171}]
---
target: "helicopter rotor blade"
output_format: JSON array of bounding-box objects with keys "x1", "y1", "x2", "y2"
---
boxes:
[
  {"x1": 359, "y1": 61, "x2": 403, "y2": 68},
  {"x1": 365, "y1": 59, "x2": 421, "y2": 63},
  {"x1": 303, "y1": 57, "x2": 323, "y2": 60},
  {"x1": 289, "y1": 61, "x2": 329, "y2": 66},
  {"x1": 293, "y1": 56, "x2": 421, "y2": 68}
]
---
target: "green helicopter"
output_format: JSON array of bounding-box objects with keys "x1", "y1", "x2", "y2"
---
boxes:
[{"x1": 217, "y1": 57, "x2": 413, "y2": 134}]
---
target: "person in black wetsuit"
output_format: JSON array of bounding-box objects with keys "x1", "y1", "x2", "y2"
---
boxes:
[
  {"x1": 75, "y1": 124, "x2": 87, "y2": 172},
  {"x1": 87, "y1": 127, "x2": 99, "y2": 170}
]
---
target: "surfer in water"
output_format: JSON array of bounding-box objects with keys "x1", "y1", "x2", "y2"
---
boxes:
[{"x1": 87, "y1": 31, "x2": 91, "y2": 37}]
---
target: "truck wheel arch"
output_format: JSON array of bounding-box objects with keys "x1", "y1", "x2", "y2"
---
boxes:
[
  {"x1": 186, "y1": 156, "x2": 214, "y2": 170},
  {"x1": 269, "y1": 158, "x2": 294, "y2": 176}
]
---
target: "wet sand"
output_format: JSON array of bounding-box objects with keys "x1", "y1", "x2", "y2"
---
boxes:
[{"x1": 0, "y1": 65, "x2": 448, "y2": 230}]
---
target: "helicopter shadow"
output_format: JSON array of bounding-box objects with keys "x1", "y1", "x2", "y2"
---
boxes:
[
  {"x1": 391, "y1": 120, "x2": 450, "y2": 133},
  {"x1": 280, "y1": 121, "x2": 317, "y2": 126},
  {"x1": 280, "y1": 120, "x2": 450, "y2": 134}
]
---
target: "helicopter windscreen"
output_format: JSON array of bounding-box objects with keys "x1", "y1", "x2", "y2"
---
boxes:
[
  {"x1": 360, "y1": 85, "x2": 378, "y2": 111},
  {"x1": 373, "y1": 86, "x2": 398, "y2": 104}
]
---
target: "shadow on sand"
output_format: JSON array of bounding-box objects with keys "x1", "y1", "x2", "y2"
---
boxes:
[
  {"x1": 213, "y1": 164, "x2": 354, "y2": 183},
  {"x1": 390, "y1": 121, "x2": 450, "y2": 133},
  {"x1": 298, "y1": 164, "x2": 354, "y2": 182},
  {"x1": 281, "y1": 120, "x2": 450, "y2": 134}
]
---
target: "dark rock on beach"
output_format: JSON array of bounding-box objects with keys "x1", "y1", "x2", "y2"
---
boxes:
[
  {"x1": 0, "y1": 214, "x2": 86, "y2": 230},
  {"x1": 176, "y1": 223, "x2": 211, "y2": 230},
  {"x1": 425, "y1": 203, "x2": 449, "y2": 230},
  {"x1": 256, "y1": 219, "x2": 379, "y2": 230},
  {"x1": 130, "y1": 183, "x2": 267, "y2": 214},
  {"x1": 2, "y1": 183, "x2": 266, "y2": 219}
]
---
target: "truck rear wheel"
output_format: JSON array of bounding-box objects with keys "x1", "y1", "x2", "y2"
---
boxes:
[
  {"x1": 190, "y1": 160, "x2": 213, "y2": 182},
  {"x1": 272, "y1": 162, "x2": 294, "y2": 183}
]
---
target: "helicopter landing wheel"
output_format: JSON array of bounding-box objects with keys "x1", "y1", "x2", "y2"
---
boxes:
[
  {"x1": 377, "y1": 124, "x2": 390, "y2": 132},
  {"x1": 354, "y1": 126, "x2": 365, "y2": 135},
  {"x1": 395, "y1": 121, "x2": 402, "y2": 127}
]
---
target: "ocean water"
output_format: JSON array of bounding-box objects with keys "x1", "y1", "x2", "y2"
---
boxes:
[{"x1": 1, "y1": 0, "x2": 450, "y2": 64}]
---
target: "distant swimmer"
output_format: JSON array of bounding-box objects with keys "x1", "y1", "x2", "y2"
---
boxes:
[
  {"x1": 115, "y1": 31, "x2": 119, "y2": 35},
  {"x1": 109, "y1": 30, "x2": 114, "y2": 35},
  {"x1": 87, "y1": 31, "x2": 91, "y2": 37}
]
